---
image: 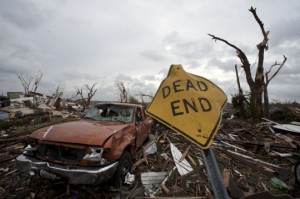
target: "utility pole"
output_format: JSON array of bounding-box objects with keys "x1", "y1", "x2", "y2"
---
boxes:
[{"x1": 235, "y1": 64, "x2": 245, "y2": 118}]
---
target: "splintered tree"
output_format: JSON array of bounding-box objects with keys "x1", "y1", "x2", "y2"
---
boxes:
[
  {"x1": 208, "y1": 7, "x2": 286, "y2": 119},
  {"x1": 76, "y1": 83, "x2": 97, "y2": 110},
  {"x1": 17, "y1": 71, "x2": 43, "y2": 95},
  {"x1": 115, "y1": 81, "x2": 128, "y2": 103}
]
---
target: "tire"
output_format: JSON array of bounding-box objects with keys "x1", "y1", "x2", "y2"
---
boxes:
[{"x1": 113, "y1": 151, "x2": 132, "y2": 187}]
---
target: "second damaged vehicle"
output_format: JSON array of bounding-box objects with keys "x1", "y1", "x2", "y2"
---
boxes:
[{"x1": 17, "y1": 103, "x2": 153, "y2": 186}]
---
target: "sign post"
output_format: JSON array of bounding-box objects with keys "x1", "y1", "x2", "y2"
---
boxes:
[
  {"x1": 146, "y1": 65, "x2": 229, "y2": 198},
  {"x1": 201, "y1": 148, "x2": 229, "y2": 199}
]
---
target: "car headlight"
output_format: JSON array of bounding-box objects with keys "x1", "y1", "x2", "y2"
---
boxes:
[{"x1": 83, "y1": 148, "x2": 109, "y2": 165}]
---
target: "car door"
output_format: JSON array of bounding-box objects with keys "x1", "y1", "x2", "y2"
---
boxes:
[{"x1": 135, "y1": 107, "x2": 149, "y2": 149}]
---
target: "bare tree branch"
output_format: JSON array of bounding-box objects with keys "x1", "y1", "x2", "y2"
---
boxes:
[
  {"x1": 208, "y1": 34, "x2": 244, "y2": 54},
  {"x1": 17, "y1": 73, "x2": 30, "y2": 94},
  {"x1": 76, "y1": 88, "x2": 84, "y2": 100},
  {"x1": 249, "y1": 7, "x2": 270, "y2": 50},
  {"x1": 247, "y1": 7, "x2": 269, "y2": 89},
  {"x1": 76, "y1": 83, "x2": 98, "y2": 109},
  {"x1": 208, "y1": 34, "x2": 254, "y2": 88},
  {"x1": 265, "y1": 55, "x2": 287, "y2": 85},
  {"x1": 249, "y1": 7, "x2": 268, "y2": 43},
  {"x1": 263, "y1": 55, "x2": 287, "y2": 117},
  {"x1": 17, "y1": 71, "x2": 43, "y2": 95},
  {"x1": 86, "y1": 83, "x2": 97, "y2": 101},
  {"x1": 32, "y1": 72, "x2": 43, "y2": 92}
]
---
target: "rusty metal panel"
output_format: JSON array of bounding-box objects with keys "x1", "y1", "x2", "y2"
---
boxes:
[{"x1": 30, "y1": 120, "x2": 129, "y2": 146}]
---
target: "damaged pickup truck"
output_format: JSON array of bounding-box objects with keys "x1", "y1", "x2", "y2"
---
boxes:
[{"x1": 16, "y1": 103, "x2": 153, "y2": 186}]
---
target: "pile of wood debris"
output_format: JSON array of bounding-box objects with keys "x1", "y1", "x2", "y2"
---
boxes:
[
  {"x1": 128, "y1": 118, "x2": 299, "y2": 199},
  {"x1": 0, "y1": 116, "x2": 300, "y2": 198}
]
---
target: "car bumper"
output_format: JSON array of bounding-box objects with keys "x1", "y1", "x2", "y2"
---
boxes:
[{"x1": 16, "y1": 154, "x2": 118, "y2": 185}]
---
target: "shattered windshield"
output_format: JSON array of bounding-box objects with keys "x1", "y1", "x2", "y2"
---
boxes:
[{"x1": 83, "y1": 104, "x2": 134, "y2": 123}]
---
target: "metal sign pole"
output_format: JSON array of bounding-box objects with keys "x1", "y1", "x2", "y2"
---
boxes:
[{"x1": 201, "y1": 148, "x2": 230, "y2": 199}]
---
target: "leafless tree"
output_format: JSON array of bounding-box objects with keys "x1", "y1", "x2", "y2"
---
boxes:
[
  {"x1": 264, "y1": 55, "x2": 287, "y2": 117},
  {"x1": 115, "y1": 81, "x2": 128, "y2": 103},
  {"x1": 208, "y1": 7, "x2": 285, "y2": 119},
  {"x1": 17, "y1": 71, "x2": 43, "y2": 95},
  {"x1": 76, "y1": 83, "x2": 97, "y2": 110}
]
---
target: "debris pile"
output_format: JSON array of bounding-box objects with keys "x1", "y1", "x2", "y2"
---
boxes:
[
  {"x1": 0, "y1": 91, "x2": 84, "y2": 131},
  {"x1": 128, "y1": 118, "x2": 299, "y2": 198},
  {"x1": 214, "y1": 119, "x2": 299, "y2": 198},
  {"x1": 132, "y1": 127, "x2": 212, "y2": 198},
  {"x1": 0, "y1": 105, "x2": 300, "y2": 198}
]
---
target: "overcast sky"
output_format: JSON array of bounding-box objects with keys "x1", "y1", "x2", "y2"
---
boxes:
[{"x1": 0, "y1": 0, "x2": 299, "y2": 103}]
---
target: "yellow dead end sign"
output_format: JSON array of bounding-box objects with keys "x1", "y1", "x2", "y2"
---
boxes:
[{"x1": 146, "y1": 65, "x2": 227, "y2": 149}]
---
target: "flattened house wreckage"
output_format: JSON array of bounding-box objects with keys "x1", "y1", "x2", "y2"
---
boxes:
[{"x1": 0, "y1": 90, "x2": 300, "y2": 199}]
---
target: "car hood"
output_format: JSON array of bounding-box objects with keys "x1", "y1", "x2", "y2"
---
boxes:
[{"x1": 30, "y1": 120, "x2": 130, "y2": 146}]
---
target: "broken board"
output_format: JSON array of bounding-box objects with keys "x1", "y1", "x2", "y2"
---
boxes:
[
  {"x1": 273, "y1": 124, "x2": 300, "y2": 134},
  {"x1": 170, "y1": 142, "x2": 193, "y2": 176}
]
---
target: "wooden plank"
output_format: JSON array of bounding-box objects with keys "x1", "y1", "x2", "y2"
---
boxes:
[{"x1": 170, "y1": 142, "x2": 193, "y2": 176}]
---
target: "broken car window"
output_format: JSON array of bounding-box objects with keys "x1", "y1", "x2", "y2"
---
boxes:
[{"x1": 83, "y1": 104, "x2": 134, "y2": 123}]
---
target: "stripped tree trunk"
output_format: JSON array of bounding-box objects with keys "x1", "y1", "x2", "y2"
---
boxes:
[{"x1": 208, "y1": 7, "x2": 270, "y2": 119}]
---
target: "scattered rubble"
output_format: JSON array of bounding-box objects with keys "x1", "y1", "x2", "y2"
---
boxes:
[
  {"x1": 0, "y1": 101, "x2": 300, "y2": 198},
  {"x1": 0, "y1": 91, "x2": 82, "y2": 127}
]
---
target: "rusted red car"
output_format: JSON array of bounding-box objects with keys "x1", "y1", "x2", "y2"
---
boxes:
[{"x1": 16, "y1": 103, "x2": 153, "y2": 186}]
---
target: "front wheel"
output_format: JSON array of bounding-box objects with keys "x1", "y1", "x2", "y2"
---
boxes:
[{"x1": 113, "y1": 151, "x2": 132, "y2": 187}]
